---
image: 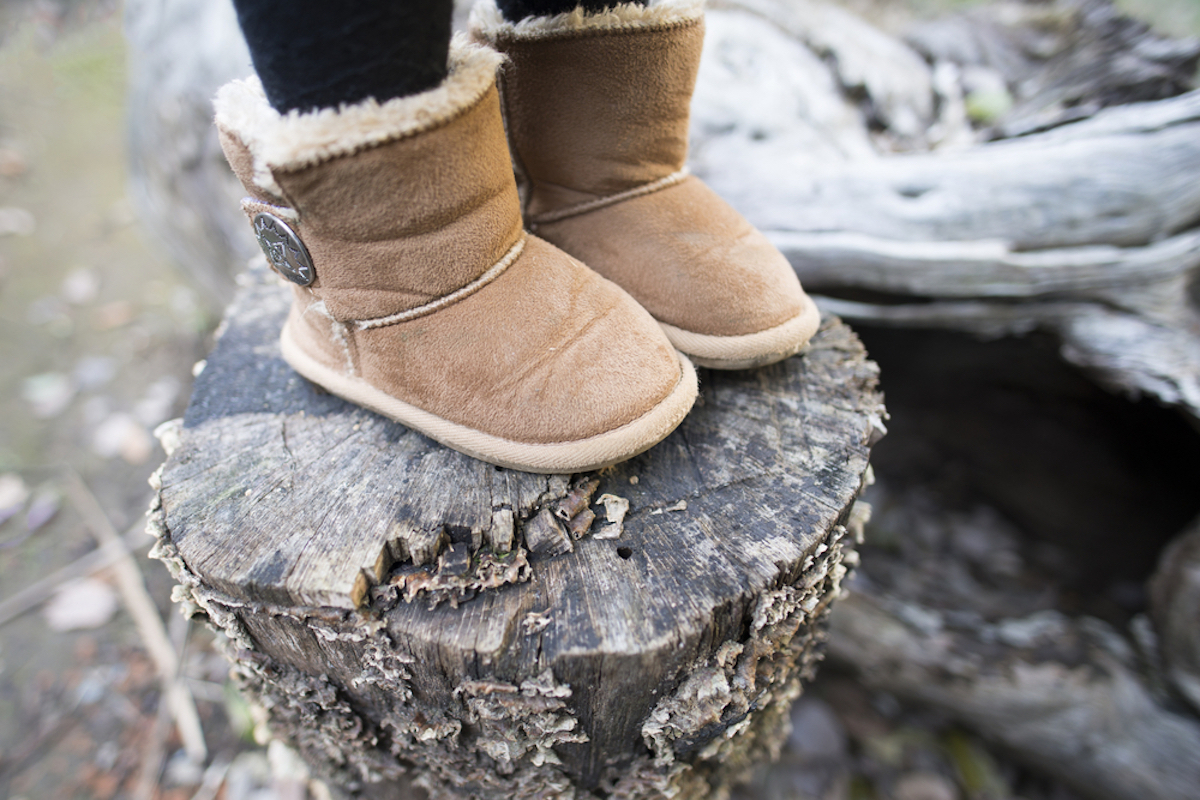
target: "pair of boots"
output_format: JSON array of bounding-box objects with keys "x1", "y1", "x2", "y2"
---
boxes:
[{"x1": 214, "y1": 0, "x2": 818, "y2": 473}]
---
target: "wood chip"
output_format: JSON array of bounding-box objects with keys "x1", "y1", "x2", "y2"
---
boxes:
[
  {"x1": 522, "y1": 610, "x2": 553, "y2": 635},
  {"x1": 524, "y1": 508, "x2": 573, "y2": 556},
  {"x1": 554, "y1": 477, "x2": 600, "y2": 522},
  {"x1": 594, "y1": 494, "x2": 630, "y2": 540},
  {"x1": 567, "y1": 508, "x2": 595, "y2": 540}
]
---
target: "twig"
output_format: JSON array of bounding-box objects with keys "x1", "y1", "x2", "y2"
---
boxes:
[
  {"x1": 134, "y1": 609, "x2": 195, "y2": 800},
  {"x1": 62, "y1": 468, "x2": 208, "y2": 763},
  {"x1": 0, "y1": 521, "x2": 144, "y2": 628},
  {"x1": 185, "y1": 677, "x2": 228, "y2": 703},
  {"x1": 133, "y1": 682, "x2": 173, "y2": 800},
  {"x1": 190, "y1": 756, "x2": 232, "y2": 800}
]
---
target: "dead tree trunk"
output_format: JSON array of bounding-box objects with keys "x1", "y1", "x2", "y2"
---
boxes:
[
  {"x1": 147, "y1": 264, "x2": 883, "y2": 799},
  {"x1": 693, "y1": 0, "x2": 1200, "y2": 416}
]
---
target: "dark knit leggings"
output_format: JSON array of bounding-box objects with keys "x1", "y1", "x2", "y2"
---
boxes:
[{"x1": 233, "y1": 0, "x2": 647, "y2": 114}]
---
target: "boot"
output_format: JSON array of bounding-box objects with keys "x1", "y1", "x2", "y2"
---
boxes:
[
  {"x1": 214, "y1": 39, "x2": 696, "y2": 473},
  {"x1": 471, "y1": 0, "x2": 820, "y2": 370}
]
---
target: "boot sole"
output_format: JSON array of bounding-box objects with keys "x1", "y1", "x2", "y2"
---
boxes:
[
  {"x1": 659, "y1": 294, "x2": 821, "y2": 371},
  {"x1": 280, "y1": 319, "x2": 699, "y2": 474}
]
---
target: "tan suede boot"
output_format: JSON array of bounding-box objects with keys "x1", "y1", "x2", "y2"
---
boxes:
[
  {"x1": 213, "y1": 39, "x2": 696, "y2": 473},
  {"x1": 471, "y1": 0, "x2": 819, "y2": 370}
]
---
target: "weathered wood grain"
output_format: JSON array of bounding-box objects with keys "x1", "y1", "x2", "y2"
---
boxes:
[
  {"x1": 1151, "y1": 518, "x2": 1200, "y2": 716},
  {"x1": 829, "y1": 589, "x2": 1200, "y2": 800},
  {"x1": 689, "y1": 1, "x2": 1200, "y2": 419},
  {"x1": 151, "y1": 263, "x2": 883, "y2": 798},
  {"x1": 906, "y1": 0, "x2": 1200, "y2": 139},
  {"x1": 704, "y1": 89, "x2": 1200, "y2": 251}
]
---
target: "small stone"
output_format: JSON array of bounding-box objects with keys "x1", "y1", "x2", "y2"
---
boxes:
[
  {"x1": 21, "y1": 372, "x2": 75, "y2": 419},
  {"x1": 893, "y1": 771, "x2": 959, "y2": 800},
  {"x1": 0, "y1": 473, "x2": 29, "y2": 526},
  {"x1": 44, "y1": 578, "x2": 119, "y2": 631},
  {"x1": 92, "y1": 413, "x2": 154, "y2": 463},
  {"x1": 0, "y1": 147, "x2": 27, "y2": 177},
  {"x1": 0, "y1": 206, "x2": 35, "y2": 236},
  {"x1": 164, "y1": 748, "x2": 205, "y2": 787},
  {"x1": 788, "y1": 697, "x2": 848, "y2": 761},
  {"x1": 224, "y1": 751, "x2": 272, "y2": 800},
  {"x1": 72, "y1": 356, "x2": 116, "y2": 390},
  {"x1": 92, "y1": 300, "x2": 135, "y2": 330},
  {"x1": 61, "y1": 267, "x2": 100, "y2": 305},
  {"x1": 134, "y1": 376, "x2": 181, "y2": 426}
]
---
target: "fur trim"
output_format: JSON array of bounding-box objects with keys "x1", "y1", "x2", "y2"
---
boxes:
[
  {"x1": 470, "y1": 0, "x2": 703, "y2": 41},
  {"x1": 213, "y1": 35, "x2": 504, "y2": 194}
]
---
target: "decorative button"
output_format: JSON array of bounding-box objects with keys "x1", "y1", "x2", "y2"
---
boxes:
[{"x1": 253, "y1": 212, "x2": 315, "y2": 286}]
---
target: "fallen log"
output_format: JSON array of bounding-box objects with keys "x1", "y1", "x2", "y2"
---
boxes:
[
  {"x1": 828, "y1": 589, "x2": 1200, "y2": 800},
  {"x1": 692, "y1": 0, "x2": 1200, "y2": 417}
]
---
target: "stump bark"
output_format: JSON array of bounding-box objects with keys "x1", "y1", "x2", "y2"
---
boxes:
[{"x1": 147, "y1": 264, "x2": 883, "y2": 799}]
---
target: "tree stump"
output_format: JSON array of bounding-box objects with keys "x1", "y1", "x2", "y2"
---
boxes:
[{"x1": 146, "y1": 263, "x2": 883, "y2": 799}]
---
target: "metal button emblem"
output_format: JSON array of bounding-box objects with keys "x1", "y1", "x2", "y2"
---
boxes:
[{"x1": 253, "y1": 212, "x2": 315, "y2": 286}]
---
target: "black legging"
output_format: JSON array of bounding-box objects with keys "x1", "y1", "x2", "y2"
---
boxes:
[{"x1": 232, "y1": 0, "x2": 646, "y2": 114}]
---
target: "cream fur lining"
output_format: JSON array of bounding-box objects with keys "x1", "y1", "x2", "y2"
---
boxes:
[
  {"x1": 470, "y1": 0, "x2": 703, "y2": 41},
  {"x1": 213, "y1": 35, "x2": 504, "y2": 196}
]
